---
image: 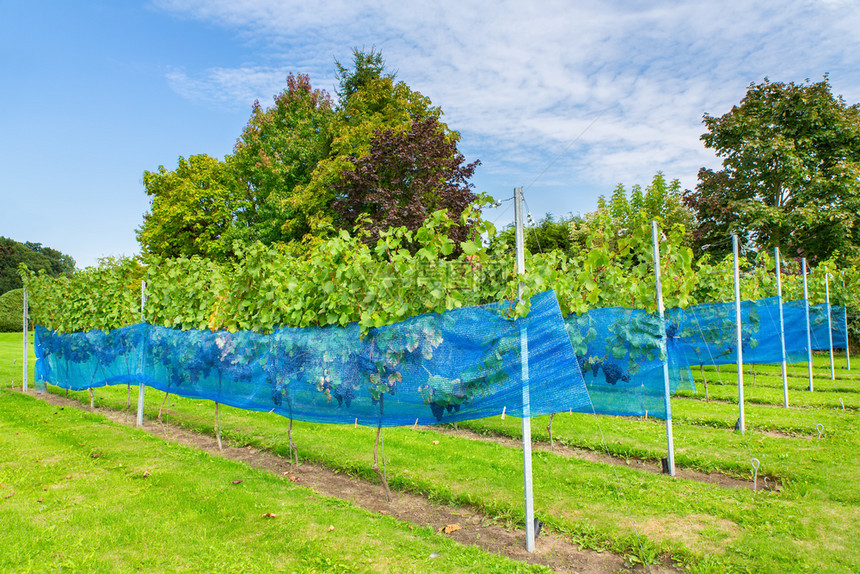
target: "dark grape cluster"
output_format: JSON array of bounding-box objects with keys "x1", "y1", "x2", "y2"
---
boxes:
[
  {"x1": 429, "y1": 401, "x2": 461, "y2": 421},
  {"x1": 576, "y1": 355, "x2": 589, "y2": 374},
  {"x1": 429, "y1": 402, "x2": 445, "y2": 421},
  {"x1": 334, "y1": 384, "x2": 356, "y2": 408},
  {"x1": 592, "y1": 361, "x2": 630, "y2": 385},
  {"x1": 665, "y1": 322, "x2": 678, "y2": 340}
]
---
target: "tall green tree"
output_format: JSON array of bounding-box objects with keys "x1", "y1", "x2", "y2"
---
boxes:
[
  {"x1": 576, "y1": 172, "x2": 695, "y2": 254},
  {"x1": 137, "y1": 49, "x2": 480, "y2": 257},
  {"x1": 137, "y1": 154, "x2": 249, "y2": 260},
  {"x1": 334, "y1": 47, "x2": 393, "y2": 104},
  {"x1": 231, "y1": 73, "x2": 335, "y2": 244},
  {"x1": 282, "y1": 49, "x2": 460, "y2": 239},
  {"x1": 332, "y1": 116, "x2": 480, "y2": 246},
  {"x1": 686, "y1": 77, "x2": 860, "y2": 262},
  {"x1": 0, "y1": 237, "x2": 75, "y2": 295},
  {"x1": 493, "y1": 213, "x2": 584, "y2": 255}
]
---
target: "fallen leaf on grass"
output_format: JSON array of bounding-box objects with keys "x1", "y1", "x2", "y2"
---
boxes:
[
  {"x1": 262, "y1": 513, "x2": 277, "y2": 518},
  {"x1": 441, "y1": 524, "x2": 461, "y2": 534},
  {"x1": 143, "y1": 471, "x2": 151, "y2": 477},
  {"x1": 230, "y1": 480, "x2": 243, "y2": 484},
  {"x1": 328, "y1": 525, "x2": 335, "y2": 531},
  {"x1": 288, "y1": 476, "x2": 298, "y2": 482}
]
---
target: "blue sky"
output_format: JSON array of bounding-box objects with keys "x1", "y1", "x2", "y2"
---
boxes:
[{"x1": 2, "y1": 0, "x2": 859, "y2": 268}]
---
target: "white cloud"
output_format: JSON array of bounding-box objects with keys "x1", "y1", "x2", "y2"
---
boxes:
[{"x1": 154, "y1": 0, "x2": 860, "y2": 212}]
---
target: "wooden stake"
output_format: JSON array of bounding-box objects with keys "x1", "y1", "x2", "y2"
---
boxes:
[
  {"x1": 372, "y1": 424, "x2": 391, "y2": 501},
  {"x1": 547, "y1": 413, "x2": 555, "y2": 450}
]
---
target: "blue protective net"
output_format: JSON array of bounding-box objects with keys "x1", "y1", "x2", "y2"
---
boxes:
[
  {"x1": 34, "y1": 292, "x2": 847, "y2": 424},
  {"x1": 564, "y1": 298, "x2": 846, "y2": 418},
  {"x1": 35, "y1": 290, "x2": 593, "y2": 427},
  {"x1": 565, "y1": 307, "x2": 692, "y2": 418},
  {"x1": 666, "y1": 298, "x2": 846, "y2": 368}
]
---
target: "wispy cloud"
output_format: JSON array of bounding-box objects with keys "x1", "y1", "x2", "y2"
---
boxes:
[
  {"x1": 155, "y1": 0, "x2": 860, "y2": 209},
  {"x1": 165, "y1": 66, "x2": 295, "y2": 111}
]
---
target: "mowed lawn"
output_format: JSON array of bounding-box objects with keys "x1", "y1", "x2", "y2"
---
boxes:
[
  {"x1": 0, "y1": 333, "x2": 547, "y2": 574},
  {"x1": 3, "y1": 331, "x2": 860, "y2": 573}
]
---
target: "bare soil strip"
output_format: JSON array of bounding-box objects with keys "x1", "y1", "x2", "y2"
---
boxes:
[
  {"x1": 431, "y1": 426, "x2": 780, "y2": 492},
  {"x1": 27, "y1": 390, "x2": 683, "y2": 574}
]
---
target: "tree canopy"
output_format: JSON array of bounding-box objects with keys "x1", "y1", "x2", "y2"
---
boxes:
[
  {"x1": 137, "y1": 154, "x2": 250, "y2": 260},
  {"x1": 0, "y1": 237, "x2": 75, "y2": 295},
  {"x1": 571, "y1": 172, "x2": 695, "y2": 256},
  {"x1": 491, "y1": 173, "x2": 693, "y2": 261},
  {"x1": 685, "y1": 77, "x2": 860, "y2": 262},
  {"x1": 137, "y1": 50, "x2": 480, "y2": 260},
  {"x1": 332, "y1": 116, "x2": 479, "y2": 246},
  {"x1": 231, "y1": 72, "x2": 335, "y2": 245},
  {"x1": 492, "y1": 212, "x2": 584, "y2": 255}
]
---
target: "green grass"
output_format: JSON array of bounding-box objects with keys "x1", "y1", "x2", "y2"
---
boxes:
[
  {"x1": 4, "y1": 331, "x2": 860, "y2": 573},
  {"x1": 0, "y1": 334, "x2": 548, "y2": 574}
]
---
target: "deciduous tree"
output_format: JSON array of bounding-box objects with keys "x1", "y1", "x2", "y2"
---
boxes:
[
  {"x1": 332, "y1": 116, "x2": 480, "y2": 245},
  {"x1": 137, "y1": 154, "x2": 248, "y2": 260},
  {"x1": 0, "y1": 237, "x2": 75, "y2": 295},
  {"x1": 231, "y1": 73, "x2": 335, "y2": 244},
  {"x1": 686, "y1": 77, "x2": 860, "y2": 262}
]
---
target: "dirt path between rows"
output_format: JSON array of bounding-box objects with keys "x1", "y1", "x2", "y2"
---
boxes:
[
  {"x1": 430, "y1": 425, "x2": 779, "y2": 492},
  {"x1": 27, "y1": 390, "x2": 682, "y2": 574}
]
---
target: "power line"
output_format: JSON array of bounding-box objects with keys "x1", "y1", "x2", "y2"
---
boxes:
[{"x1": 523, "y1": 109, "x2": 607, "y2": 193}]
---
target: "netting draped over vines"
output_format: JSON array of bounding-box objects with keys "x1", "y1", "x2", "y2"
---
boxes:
[
  {"x1": 32, "y1": 294, "x2": 846, "y2": 422},
  {"x1": 667, "y1": 297, "x2": 846, "y2": 368},
  {"x1": 19, "y1": 213, "x2": 854, "y2": 424},
  {"x1": 34, "y1": 291, "x2": 593, "y2": 426},
  {"x1": 564, "y1": 299, "x2": 845, "y2": 417}
]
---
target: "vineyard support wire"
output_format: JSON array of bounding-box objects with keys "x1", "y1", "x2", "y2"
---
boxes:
[{"x1": 523, "y1": 109, "x2": 606, "y2": 193}]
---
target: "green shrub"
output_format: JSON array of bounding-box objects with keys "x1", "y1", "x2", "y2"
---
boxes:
[{"x1": 0, "y1": 289, "x2": 29, "y2": 332}]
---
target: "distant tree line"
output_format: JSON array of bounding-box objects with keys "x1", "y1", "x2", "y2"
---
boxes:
[
  {"x1": 0, "y1": 236, "x2": 75, "y2": 295},
  {"x1": 136, "y1": 56, "x2": 860, "y2": 272}
]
